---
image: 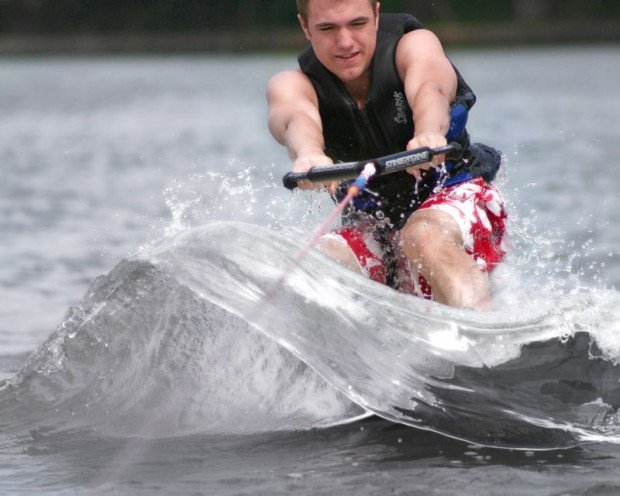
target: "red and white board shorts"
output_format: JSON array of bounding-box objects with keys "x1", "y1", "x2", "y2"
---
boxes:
[{"x1": 322, "y1": 178, "x2": 508, "y2": 299}]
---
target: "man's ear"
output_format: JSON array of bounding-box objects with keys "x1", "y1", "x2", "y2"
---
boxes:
[
  {"x1": 375, "y1": 2, "x2": 381, "y2": 27},
  {"x1": 298, "y1": 13, "x2": 312, "y2": 41}
]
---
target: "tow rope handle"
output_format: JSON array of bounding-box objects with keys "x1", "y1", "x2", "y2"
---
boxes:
[{"x1": 282, "y1": 143, "x2": 462, "y2": 191}]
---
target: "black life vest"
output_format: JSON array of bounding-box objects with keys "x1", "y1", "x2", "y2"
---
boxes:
[{"x1": 298, "y1": 13, "x2": 480, "y2": 228}]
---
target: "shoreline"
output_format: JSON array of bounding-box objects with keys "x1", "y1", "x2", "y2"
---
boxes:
[{"x1": 1, "y1": 20, "x2": 620, "y2": 55}]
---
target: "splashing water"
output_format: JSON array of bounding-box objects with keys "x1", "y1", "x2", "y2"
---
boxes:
[
  {"x1": 2, "y1": 220, "x2": 619, "y2": 451},
  {"x1": 1, "y1": 152, "x2": 619, "y2": 458}
]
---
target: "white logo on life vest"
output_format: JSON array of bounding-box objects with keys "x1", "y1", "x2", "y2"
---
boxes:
[
  {"x1": 385, "y1": 152, "x2": 428, "y2": 168},
  {"x1": 393, "y1": 91, "x2": 408, "y2": 125}
]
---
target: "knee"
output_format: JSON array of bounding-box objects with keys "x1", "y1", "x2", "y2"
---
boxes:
[
  {"x1": 315, "y1": 236, "x2": 362, "y2": 273},
  {"x1": 401, "y1": 215, "x2": 433, "y2": 247},
  {"x1": 316, "y1": 235, "x2": 347, "y2": 258},
  {"x1": 399, "y1": 211, "x2": 461, "y2": 260}
]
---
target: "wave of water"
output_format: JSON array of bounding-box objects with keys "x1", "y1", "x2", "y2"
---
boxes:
[{"x1": 1, "y1": 221, "x2": 619, "y2": 449}]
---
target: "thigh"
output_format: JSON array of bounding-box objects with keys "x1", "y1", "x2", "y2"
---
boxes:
[{"x1": 417, "y1": 177, "x2": 508, "y2": 270}]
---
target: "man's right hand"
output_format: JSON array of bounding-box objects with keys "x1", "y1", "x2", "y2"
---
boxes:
[
  {"x1": 293, "y1": 153, "x2": 338, "y2": 193},
  {"x1": 267, "y1": 70, "x2": 336, "y2": 192}
]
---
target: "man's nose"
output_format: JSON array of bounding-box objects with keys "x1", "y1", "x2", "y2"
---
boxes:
[{"x1": 335, "y1": 28, "x2": 354, "y2": 49}]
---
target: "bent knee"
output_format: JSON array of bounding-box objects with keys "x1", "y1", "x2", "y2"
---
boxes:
[
  {"x1": 401, "y1": 210, "x2": 462, "y2": 244},
  {"x1": 315, "y1": 235, "x2": 363, "y2": 274},
  {"x1": 401, "y1": 210, "x2": 462, "y2": 253}
]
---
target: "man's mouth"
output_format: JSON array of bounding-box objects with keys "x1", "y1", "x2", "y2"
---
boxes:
[{"x1": 336, "y1": 51, "x2": 360, "y2": 61}]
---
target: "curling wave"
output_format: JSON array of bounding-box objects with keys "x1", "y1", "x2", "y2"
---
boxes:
[{"x1": 1, "y1": 221, "x2": 619, "y2": 448}]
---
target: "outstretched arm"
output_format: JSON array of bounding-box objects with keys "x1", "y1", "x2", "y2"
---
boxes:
[
  {"x1": 267, "y1": 70, "x2": 333, "y2": 190},
  {"x1": 396, "y1": 29, "x2": 458, "y2": 176}
]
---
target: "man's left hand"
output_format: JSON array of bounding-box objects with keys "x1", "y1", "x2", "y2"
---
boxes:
[{"x1": 406, "y1": 133, "x2": 447, "y2": 180}]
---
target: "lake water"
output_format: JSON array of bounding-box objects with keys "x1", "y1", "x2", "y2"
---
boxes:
[{"x1": 0, "y1": 46, "x2": 619, "y2": 495}]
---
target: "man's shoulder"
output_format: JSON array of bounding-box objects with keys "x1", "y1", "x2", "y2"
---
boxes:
[
  {"x1": 395, "y1": 29, "x2": 446, "y2": 64},
  {"x1": 269, "y1": 67, "x2": 305, "y2": 78},
  {"x1": 397, "y1": 28, "x2": 442, "y2": 49},
  {"x1": 267, "y1": 69, "x2": 317, "y2": 103},
  {"x1": 268, "y1": 69, "x2": 309, "y2": 89},
  {"x1": 393, "y1": 28, "x2": 453, "y2": 83}
]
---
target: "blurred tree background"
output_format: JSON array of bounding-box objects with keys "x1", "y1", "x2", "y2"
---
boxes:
[{"x1": 1, "y1": 0, "x2": 619, "y2": 53}]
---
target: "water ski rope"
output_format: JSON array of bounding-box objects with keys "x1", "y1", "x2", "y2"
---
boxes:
[
  {"x1": 249, "y1": 142, "x2": 462, "y2": 314},
  {"x1": 258, "y1": 162, "x2": 378, "y2": 306}
]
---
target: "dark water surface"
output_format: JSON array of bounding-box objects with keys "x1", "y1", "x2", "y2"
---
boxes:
[
  {"x1": 1, "y1": 47, "x2": 619, "y2": 495},
  {"x1": 4, "y1": 420, "x2": 620, "y2": 496}
]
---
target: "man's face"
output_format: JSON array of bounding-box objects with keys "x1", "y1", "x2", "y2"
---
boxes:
[{"x1": 300, "y1": 0, "x2": 380, "y2": 84}]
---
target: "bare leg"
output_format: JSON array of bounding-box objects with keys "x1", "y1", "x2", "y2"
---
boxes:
[{"x1": 399, "y1": 209, "x2": 492, "y2": 310}]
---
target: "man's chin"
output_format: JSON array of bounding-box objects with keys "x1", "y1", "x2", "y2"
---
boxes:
[{"x1": 330, "y1": 66, "x2": 365, "y2": 83}]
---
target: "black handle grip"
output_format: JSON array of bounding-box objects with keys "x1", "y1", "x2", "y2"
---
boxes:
[
  {"x1": 282, "y1": 161, "x2": 366, "y2": 190},
  {"x1": 283, "y1": 172, "x2": 307, "y2": 190}
]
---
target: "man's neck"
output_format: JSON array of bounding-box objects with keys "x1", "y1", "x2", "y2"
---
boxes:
[{"x1": 343, "y1": 73, "x2": 371, "y2": 108}]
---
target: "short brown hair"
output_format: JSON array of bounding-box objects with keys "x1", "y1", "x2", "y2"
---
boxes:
[{"x1": 297, "y1": 0, "x2": 378, "y2": 20}]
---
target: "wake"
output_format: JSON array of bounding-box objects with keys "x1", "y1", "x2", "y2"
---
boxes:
[{"x1": 1, "y1": 222, "x2": 618, "y2": 449}]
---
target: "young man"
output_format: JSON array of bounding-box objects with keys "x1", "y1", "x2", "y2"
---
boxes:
[{"x1": 267, "y1": 0, "x2": 507, "y2": 310}]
